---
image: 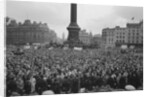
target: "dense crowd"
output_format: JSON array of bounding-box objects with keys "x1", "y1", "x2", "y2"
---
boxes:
[{"x1": 6, "y1": 46, "x2": 143, "y2": 96}]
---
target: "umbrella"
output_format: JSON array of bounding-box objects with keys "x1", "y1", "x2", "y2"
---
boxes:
[
  {"x1": 42, "y1": 90, "x2": 54, "y2": 95},
  {"x1": 125, "y1": 85, "x2": 136, "y2": 90}
]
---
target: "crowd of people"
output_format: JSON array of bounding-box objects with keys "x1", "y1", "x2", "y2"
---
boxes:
[{"x1": 6, "y1": 45, "x2": 143, "y2": 96}]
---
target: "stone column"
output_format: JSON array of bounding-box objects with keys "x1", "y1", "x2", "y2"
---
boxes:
[
  {"x1": 67, "y1": 3, "x2": 81, "y2": 48},
  {"x1": 71, "y1": 4, "x2": 77, "y2": 23}
]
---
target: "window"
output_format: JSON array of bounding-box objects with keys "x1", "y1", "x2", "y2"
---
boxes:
[
  {"x1": 128, "y1": 33, "x2": 130, "y2": 36},
  {"x1": 132, "y1": 40, "x2": 134, "y2": 43},
  {"x1": 117, "y1": 36, "x2": 119, "y2": 39},
  {"x1": 128, "y1": 40, "x2": 130, "y2": 43},
  {"x1": 122, "y1": 40, "x2": 124, "y2": 43},
  {"x1": 128, "y1": 36, "x2": 130, "y2": 40},
  {"x1": 119, "y1": 40, "x2": 121, "y2": 43},
  {"x1": 136, "y1": 40, "x2": 139, "y2": 43},
  {"x1": 132, "y1": 36, "x2": 134, "y2": 39},
  {"x1": 133, "y1": 32, "x2": 135, "y2": 35},
  {"x1": 34, "y1": 34, "x2": 36, "y2": 39},
  {"x1": 122, "y1": 36, "x2": 124, "y2": 39},
  {"x1": 128, "y1": 29, "x2": 130, "y2": 33}
]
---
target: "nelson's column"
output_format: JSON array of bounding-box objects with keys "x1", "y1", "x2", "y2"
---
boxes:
[{"x1": 66, "y1": 3, "x2": 82, "y2": 48}]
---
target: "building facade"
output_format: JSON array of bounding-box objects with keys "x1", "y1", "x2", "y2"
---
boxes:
[
  {"x1": 126, "y1": 21, "x2": 143, "y2": 47},
  {"x1": 114, "y1": 26, "x2": 128, "y2": 47},
  {"x1": 91, "y1": 34, "x2": 103, "y2": 48},
  {"x1": 6, "y1": 18, "x2": 57, "y2": 45},
  {"x1": 102, "y1": 21, "x2": 143, "y2": 48},
  {"x1": 102, "y1": 28, "x2": 116, "y2": 48},
  {"x1": 79, "y1": 29, "x2": 92, "y2": 45}
]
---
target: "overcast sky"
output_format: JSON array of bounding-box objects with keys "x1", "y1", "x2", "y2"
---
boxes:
[{"x1": 6, "y1": 0, "x2": 143, "y2": 38}]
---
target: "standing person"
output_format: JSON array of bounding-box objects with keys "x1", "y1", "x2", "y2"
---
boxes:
[
  {"x1": 119, "y1": 75, "x2": 126, "y2": 89},
  {"x1": 61, "y1": 77, "x2": 70, "y2": 93},
  {"x1": 24, "y1": 79, "x2": 31, "y2": 95},
  {"x1": 116, "y1": 73, "x2": 122, "y2": 88},
  {"x1": 71, "y1": 75, "x2": 80, "y2": 93},
  {"x1": 51, "y1": 78, "x2": 61, "y2": 94},
  {"x1": 6, "y1": 77, "x2": 17, "y2": 96},
  {"x1": 16, "y1": 77, "x2": 24, "y2": 95},
  {"x1": 35, "y1": 76, "x2": 48, "y2": 95},
  {"x1": 30, "y1": 76, "x2": 36, "y2": 93}
]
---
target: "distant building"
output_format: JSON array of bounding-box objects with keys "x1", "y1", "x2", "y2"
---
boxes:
[
  {"x1": 6, "y1": 17, "x2": 57, "y2": 45},
  {"x1": 62, "y1": 32, "x2": 65, "y2": 42},
  {"x1": 126, "y1": 21, "x2": 143, "y2": 47},
  {"x1": 114, "y1": 26, "x2": 128, "y2": 47},
  {"x1": 102, "y1": 28, "x2": 116, "y2": 48},
  {"x1": 102, "y1": 20, "x2": 143, "y2": 48},
  {"x1": 79, "y1": 29, "x2": 92, "y2": 45},
  {"x1": 91, "y1": 34, "x2": 103, "y2": 48}
]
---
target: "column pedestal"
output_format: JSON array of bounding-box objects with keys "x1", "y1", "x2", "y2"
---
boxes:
[{"x1": 66, "y1": 3, "x2": 82, "y2": 48}]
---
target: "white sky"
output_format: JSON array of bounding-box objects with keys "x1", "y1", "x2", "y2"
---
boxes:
[{"x1": 6, "y1": 0, "x2": 143, "y2": 38}]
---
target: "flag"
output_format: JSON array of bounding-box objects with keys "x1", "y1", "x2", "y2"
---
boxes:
[{"x1": 131, "y1": 17, "x2": 134, "y2": 20}]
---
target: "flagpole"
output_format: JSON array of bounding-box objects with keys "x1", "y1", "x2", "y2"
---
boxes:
[{"x1": 131, "y1": 17, "x2": 135, "y2": 23}]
